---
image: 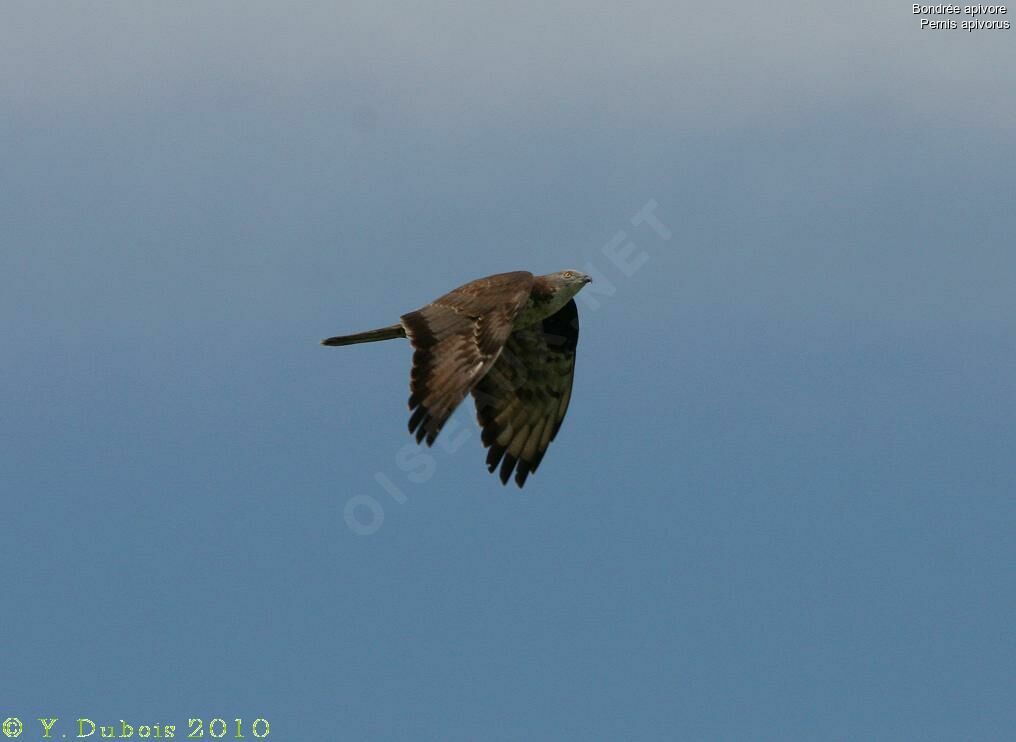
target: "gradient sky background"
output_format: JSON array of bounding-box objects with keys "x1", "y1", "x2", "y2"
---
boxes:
[{"x1": 3, "y1": 3, "x2": 1014, "y2": 740}]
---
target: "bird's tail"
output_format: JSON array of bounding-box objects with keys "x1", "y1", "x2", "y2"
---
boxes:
[{"x1": 320, "y1": 323, "x2": 407, "y2": 347}]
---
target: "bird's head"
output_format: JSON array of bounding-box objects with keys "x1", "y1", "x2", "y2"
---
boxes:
[{"x1": 549, "y1": 269, "x2": 593, "y2": 297}]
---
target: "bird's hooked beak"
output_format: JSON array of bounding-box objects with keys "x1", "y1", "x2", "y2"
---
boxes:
[{"x1": 582, "y1": 275, "x2": 593, "y2": 284}]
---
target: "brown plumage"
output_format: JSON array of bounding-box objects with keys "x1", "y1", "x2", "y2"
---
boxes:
[{"x1": 321, "y1": 270, "x2": 591, "y2": 487}]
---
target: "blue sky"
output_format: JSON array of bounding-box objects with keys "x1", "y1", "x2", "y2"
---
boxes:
[{"x1": 2, "y1": 3, "x2": 1014, "y2": 740}]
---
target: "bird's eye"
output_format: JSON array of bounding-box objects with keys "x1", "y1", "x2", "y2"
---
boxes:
[{"x1": 563, "y1": 271, "x2": 574, "y2": 278}]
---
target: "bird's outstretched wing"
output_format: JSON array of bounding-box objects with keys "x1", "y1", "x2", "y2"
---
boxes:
[
  {"x1": 401, "y1": 271, "x2": 534, "y2": 445},
  {"x1": 472, "y1": 299, "x2": 579, "y2": 487}
]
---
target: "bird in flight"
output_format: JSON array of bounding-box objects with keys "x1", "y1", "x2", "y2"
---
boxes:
[{"x1": 321, "y1": 270, "x2": 592, "y2": 487}]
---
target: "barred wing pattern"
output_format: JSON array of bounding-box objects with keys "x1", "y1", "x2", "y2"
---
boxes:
[
  {"x1": 471, "y1": 299, "x2": 579, "y2": 487},
  {"x1": 401, "y1": 272, "x2": 534, "y2": 446}
]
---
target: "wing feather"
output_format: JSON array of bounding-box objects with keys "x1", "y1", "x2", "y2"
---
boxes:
[
  {"x1": 472, "y1": 298, "x2": 580, "y2": 487},
  {"x1": 401, "y1": 272, "x2": 534, "y2": 445}
]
